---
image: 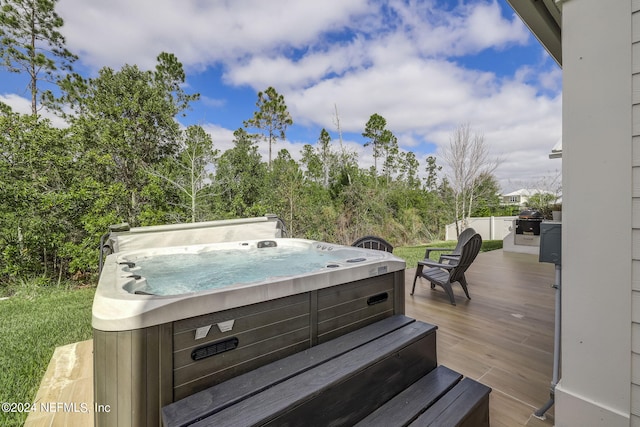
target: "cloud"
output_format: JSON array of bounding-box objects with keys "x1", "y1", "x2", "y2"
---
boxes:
[
  {"x1": 538, "y1": 67, "x2": 562, "y2": 92},
  {"x1": 200, "y1": 96, "x2": 226, "y2": 108},
  {"x1": 200, "y1": 123, "x2": 235, "y2": 154},
  {"x1": 389, "y1": 0, "x2": 530, "y2": 57},
  {"x1": 57, "y1": 0, "x2": 371, "y2": 70},
  {"x1": 458, "y1": 1, "x2": 530, "y2": 53},
  {"x1": 222, "y1": 35, "x2": 371, "y2": 90},
  {"x1": 1, "y1": 93, "x2": 31, "y2": 113},
  {"x1": 0, "y1": 94, "x2": 69, "y2": 128},
  {"x1": 47, "y1": 0, "x2": 561, "y2": 192}
]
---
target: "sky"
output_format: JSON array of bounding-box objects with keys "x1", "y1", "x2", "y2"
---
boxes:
[{"x1": 0, "y1": 0, "x2": 562, "y2": 193}]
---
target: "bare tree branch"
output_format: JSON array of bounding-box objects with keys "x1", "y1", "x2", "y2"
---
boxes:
[{"x1": 442, "y1": 123, "x2": 502, "y2": 235}]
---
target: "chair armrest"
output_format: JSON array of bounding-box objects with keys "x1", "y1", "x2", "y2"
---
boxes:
[
  {"x1": 424, "y1": 247, "x2": 454, "y2": 258},
  {"x1": 417, "y1": 259, "x2": 454, "y2": 270},
  {"x1": 439, "y1": 254, "x2": 461, "y2": 263}
]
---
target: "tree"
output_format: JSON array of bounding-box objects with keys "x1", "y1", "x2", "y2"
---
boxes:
[
  {"x1": 397, "y1": 151, "x2": 420, "y2": 189},
  {"x1": 150, "y1": 125, "x2": 218, "y2": 222},
  {"x1": 380, "y1": 129, "x2": 399, "y2": 184},
  {"x1": 362, "y1": 113, "x2": 386, "y2": 174},
  {"x1": 243, "y1": 86, "x2": 293, "y2": 168},
  {"x1": 301, "y1": 128, "x2": 334, "y2": 188},
  {"x1": 300, "y1": 143, "x2": 321, "y2": 183},
  {"x1": 362, "y1": 113, "x2": 397, "y2": 179},
  {"x1": 266, "y1": 149, "x2": 304, "y2": 235},
  {"x1": 442, "y1": 123, "x2": 501, "y2": 236},
  {"x1": 332, "y1": 104, "x2": 355, "y2": 186},
  {"x1": 0, "y1": 0, "x2": 77, "y2": 115},
  {"x1": 424, "y1": 155, "x2": 441, "y2": 191},
  {"x1": 317, "y1": 128, "x2": 332, "y2": 188},
  {"x1": 213, "y1": 128, "x2": 267, "y2": 217},
  {"x1": 469, "y1": 173, "x2": 502, "y2": 216},
  {"x1": 58, "y1": 52, "x2": 199, "y2": 225},
  {"x1": 0, "y1": 110, "x2": 81, "y2": 279}
]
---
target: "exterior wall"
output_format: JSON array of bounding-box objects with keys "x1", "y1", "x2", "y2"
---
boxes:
[
  {"x1": 555, "y1": 1, "x2": 632, "y2": 425},
  {"x1": 632, "y1": 2, "x2": 640, "y2": 425},
  {"x1": 445, "y1": 216, "x2": 516, "y2": 241}
]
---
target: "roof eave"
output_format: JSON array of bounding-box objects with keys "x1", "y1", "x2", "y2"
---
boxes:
[{"x1": 506, "y1": 0, "x2": 562, "y2": 67}]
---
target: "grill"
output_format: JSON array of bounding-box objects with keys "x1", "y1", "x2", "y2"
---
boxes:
[{"x1": 516, "y1": 209, "x2": 544, "y2": 235}]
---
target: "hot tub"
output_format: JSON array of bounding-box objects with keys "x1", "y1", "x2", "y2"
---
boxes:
[{"x1": 92, "y1": 218, "x2": 406, "y2": 427}]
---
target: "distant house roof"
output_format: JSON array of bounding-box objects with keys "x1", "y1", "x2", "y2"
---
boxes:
[{"x1": 503, "y1": 189, "x2": 549, "y2": 197}]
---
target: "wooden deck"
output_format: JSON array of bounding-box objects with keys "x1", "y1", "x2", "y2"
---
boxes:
[
  {"x1": 407, "y1": 249, "x2": 556, "y2": 426},
  {"x1": 24, "y1": 340, "x2": 94, "y2": 427},
  {"x1": 26, "y1": 249, "x2": 556, "y2": 427}
]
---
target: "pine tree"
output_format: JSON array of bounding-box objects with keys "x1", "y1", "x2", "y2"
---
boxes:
[
  {"x1": 0, "y1": 0, "x2": 77, "y2": 115},
  {"x1": 244, "y1": 86, "x2": 293, "y2": 168}
]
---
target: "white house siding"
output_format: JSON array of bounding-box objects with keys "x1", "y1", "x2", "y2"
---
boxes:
[
  {"x1": 633, "y1": 2, "x2": 640, "y2": 425},
  {"x1": 554, "y1": 0, "x2": 632, "y2": 425}
]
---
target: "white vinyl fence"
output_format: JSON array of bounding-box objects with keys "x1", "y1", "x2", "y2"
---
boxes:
[{"x1": 445, "y1": 216, "x2": 517, "y2": 241}]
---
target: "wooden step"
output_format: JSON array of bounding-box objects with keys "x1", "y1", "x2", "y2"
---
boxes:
[
  {"x1": 353, "y1": 365, "x2": 463, "y2": 427},
  {"x1": 188, "y1": 320, "x2": 437, "y2": 427},
  {"x1": 408, "y1": 377, "x2": 491, "y2": 427},
  {"x1": 162, "y1": 314, "x2": 425, "y2": 427}
]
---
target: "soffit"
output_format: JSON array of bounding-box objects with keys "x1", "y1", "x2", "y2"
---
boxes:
[{"x1": 506, "y1": 0, "x2": 562, "y2": 66}]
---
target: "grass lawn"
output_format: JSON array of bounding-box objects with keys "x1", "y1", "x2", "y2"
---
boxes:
[
  {"x1": 0, "y1": 239, "x2": 502, "y2": 426},
  {"x1": 0, "y1": 285, "x2": 95, "y2": 427},
  {"x1": 393, "y1": 239, "x2": 503, "y2": 268}
]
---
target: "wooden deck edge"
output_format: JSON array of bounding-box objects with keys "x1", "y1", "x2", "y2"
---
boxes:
[{"x1": 24, "y1": 339, "x2": 94, "y2": 427}]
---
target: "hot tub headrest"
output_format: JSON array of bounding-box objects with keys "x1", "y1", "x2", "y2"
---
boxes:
[{"x1": 106, "y1": 216, "x2": 286, "y2": 253}]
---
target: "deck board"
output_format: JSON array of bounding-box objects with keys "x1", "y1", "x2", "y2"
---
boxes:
[
  {"x1": 406, "y1": 249, "x2": 556, "y2": 426},
  {"x1": 27, "y1": 249, "x2": 556, "y2": 427},
  {"x1": 24, "y1": 339, "x2": 94, "y2": 427}
]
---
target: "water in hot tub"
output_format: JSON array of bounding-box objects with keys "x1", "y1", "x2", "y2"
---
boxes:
[{"x1": 128, "y1": 245, "x2": 364, "y2": 295}]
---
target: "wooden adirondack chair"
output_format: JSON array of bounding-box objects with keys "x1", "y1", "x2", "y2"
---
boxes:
[
  {"x1": 422, "y1": 227, "x2": 476, "y2": 263},
  {"x1": 411, "y1": 233, "x2": 482, "y2": 305}
]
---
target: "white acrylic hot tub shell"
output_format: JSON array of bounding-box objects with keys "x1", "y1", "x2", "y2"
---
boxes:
[{"x1": 93, "y1": 238, "x2": 406, "y2": 331}]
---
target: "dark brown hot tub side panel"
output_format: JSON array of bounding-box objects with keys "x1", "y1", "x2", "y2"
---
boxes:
[
  {"x1": 172, "y1": 271, "x2": 404, "y2": 400},
  {"x1": 93, "y1": 270, "x2": 405, "y2": 427},
  {"x1": 172, "y1": 292, "x2": 312, "y2": 400},
  {"x1": 316, "y1": 270, "x2": 403, "y2": 343},
  {"x1": 93, "y1": 324, "x2": 173, "y2": 427}
]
